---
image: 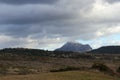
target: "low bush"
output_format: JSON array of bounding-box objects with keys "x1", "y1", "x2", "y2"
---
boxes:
[
  {"x1": 91, "y1": 63, "x2": 115, "y2": 76},
  {"x1": 18, "y1": 67, "x2": 33, "y2": 75},
  {"x1": 117, "y1": 67, "x2": 120, "y2": 73},
  {"x1": 0, "y1": 65, "x2": 8, "y2": 75},
  {"x1": 50, "y1": 66, "x2": 87, "y2": 72}
]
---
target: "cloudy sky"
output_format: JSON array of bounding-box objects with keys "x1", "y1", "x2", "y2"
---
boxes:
[{"x1": 0, "y1": 0, "x2": 120, "y2": 50}]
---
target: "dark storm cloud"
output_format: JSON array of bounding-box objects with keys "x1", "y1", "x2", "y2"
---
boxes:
[
  {"x1": 0, "y1": 0, "x2": 119, "y2": 39},
  {"x1": 0, "y1": 26, "x2": 45, "y2": 38},
  {"x1": 0, "y1": 4, "x2": 75, "y2": 24},
  {"x1": 0, "y1": 0, "x2": 57, "y2": 4}
]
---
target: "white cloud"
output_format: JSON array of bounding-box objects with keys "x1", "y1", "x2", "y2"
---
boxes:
[{"x1": 81, "y1": 0, "x2": 120, "y2": 23}]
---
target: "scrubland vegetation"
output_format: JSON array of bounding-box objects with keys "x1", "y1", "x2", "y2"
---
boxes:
[{"x1": 0, "y1": 48, "x2": 119, "y2": 80}]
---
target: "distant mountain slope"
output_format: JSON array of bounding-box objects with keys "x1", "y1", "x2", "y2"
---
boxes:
[
  {"x1": 55, "y1": 42, "x2": 92, "y2": 52},
  {"x1": 89, "y1": 46, "x2": 120, "y2": 54}
]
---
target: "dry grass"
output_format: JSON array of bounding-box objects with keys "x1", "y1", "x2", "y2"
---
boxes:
[
  {"x1": 0, "y1": 71, "x2": 119, "y2": 80},
  {"x1": 0, "y1": 58, "x2": 120, "y2": 74}
]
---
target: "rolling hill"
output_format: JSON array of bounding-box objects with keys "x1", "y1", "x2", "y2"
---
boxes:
[{"x1": 89, "y1": 46, "x2": 120, "y2": 54}]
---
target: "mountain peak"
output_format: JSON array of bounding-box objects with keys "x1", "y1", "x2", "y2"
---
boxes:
[
  {"x1": 66, "y1": 41, "x2": 83, "y2": 46},
  {"x1": 55, "y1": 42, "x2": 92, "y2": 52}
]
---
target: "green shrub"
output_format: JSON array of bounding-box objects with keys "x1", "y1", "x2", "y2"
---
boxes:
[
  {"x1": 91, "y1": 63, "x2": 114, "y2": 76},
  {"x1": 50, "y1": 66, "x2": 85, "y2": 72},
  {"x1": 117, "y1": 67, "x2": 120, "y2": 73},
  {"x1": 0, "y1": 66, "x2": 8, "y2": 75}
]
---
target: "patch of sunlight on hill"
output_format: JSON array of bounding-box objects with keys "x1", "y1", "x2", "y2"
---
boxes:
[{"x1": 0, "y1": 71, "x2": 119, "y2": 80}]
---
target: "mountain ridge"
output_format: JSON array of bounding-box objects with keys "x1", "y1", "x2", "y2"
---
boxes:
[{"x1": 89, "y1": 46, "x2": 120, "y2": 54}]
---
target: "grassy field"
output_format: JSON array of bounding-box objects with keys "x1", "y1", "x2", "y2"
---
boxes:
[{"x1": 0, "y1": 71, "x2": 119, "y2": 80}]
